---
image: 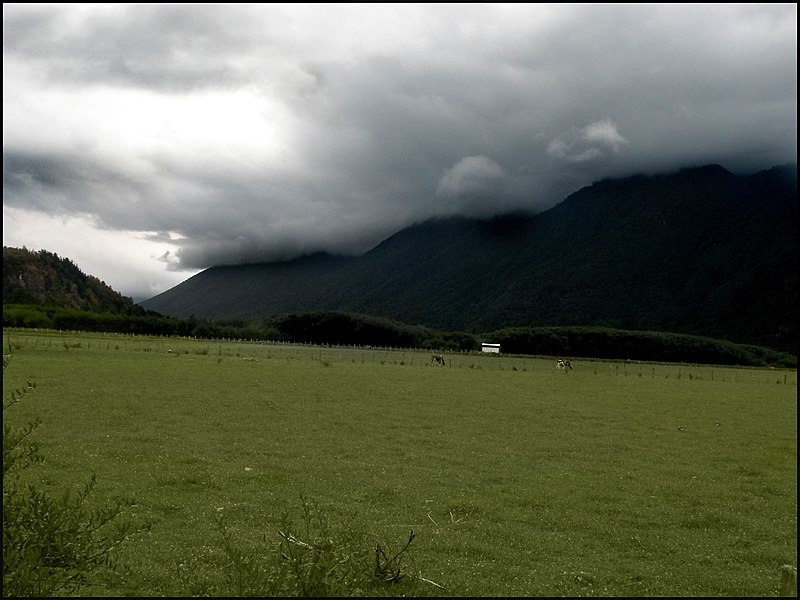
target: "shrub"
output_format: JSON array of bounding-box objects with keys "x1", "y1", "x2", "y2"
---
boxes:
[{"x1": 180, "y1": 495, "x2": 438, "y2": 597}]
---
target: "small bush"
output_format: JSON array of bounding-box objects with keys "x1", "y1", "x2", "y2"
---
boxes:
[{"x1": 183, "y1": 495, "x2": 437, "y2": 597}]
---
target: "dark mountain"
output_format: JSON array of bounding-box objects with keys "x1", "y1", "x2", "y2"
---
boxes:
[
  {"x1": 141, "y1": 163, "x2": 797, "y2": 352},
  {"x1": 3, "y1": 247, "x2": 144, "y2": 315}
]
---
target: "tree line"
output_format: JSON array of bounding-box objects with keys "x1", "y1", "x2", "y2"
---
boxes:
[{"x1": 3, "y1": 304, "x2": 794, "y2": 368}]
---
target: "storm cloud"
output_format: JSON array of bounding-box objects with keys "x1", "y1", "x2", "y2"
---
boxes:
[{"x1": 3, "y1": 4, "x2": 796, "y2": 298}]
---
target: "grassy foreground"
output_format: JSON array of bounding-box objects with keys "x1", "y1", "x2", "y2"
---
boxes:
[{"x1": 2, "y1": 328, "x2": 796, "y2": 596}]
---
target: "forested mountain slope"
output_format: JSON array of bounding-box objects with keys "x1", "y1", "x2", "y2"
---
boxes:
[
  {"x1": 141, "y1": 163, "x2": 797, "y2": 352},
  {"x1": 3, "y1": 247, "x2": 143, "y2": 315}
]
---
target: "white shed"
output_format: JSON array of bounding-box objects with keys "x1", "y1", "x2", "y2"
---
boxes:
[{"x1": 481, "y1": 342, "x2": 501, "y2": 354}]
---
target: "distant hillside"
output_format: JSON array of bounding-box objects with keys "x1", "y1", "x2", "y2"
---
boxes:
[
  {"x1": 3, "y1": 247, "x2": 144, "y2": 315},
  {"x1": 141, "y1": 163, "x2": 797, "y2": 353}
]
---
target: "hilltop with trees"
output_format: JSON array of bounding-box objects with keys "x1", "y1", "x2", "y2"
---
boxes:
[{"x1": 3, "y1": 247, "x2": 144, "y2": 316}]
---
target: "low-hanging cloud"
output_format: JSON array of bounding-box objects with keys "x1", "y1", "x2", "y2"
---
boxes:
[
  {"x1": 547, "y1": 119, "x2": 629, "y2": 163},
  {"x1": 436, "y1": 155, "x2": 506, "y2": 208},
  {"x1": 2, "y1": 4, "x2": 796, "y2": 297}
]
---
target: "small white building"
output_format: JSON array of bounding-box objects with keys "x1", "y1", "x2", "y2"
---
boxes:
[{"x1": 481, "y1": 342, "x2": 501, "y2": 354}]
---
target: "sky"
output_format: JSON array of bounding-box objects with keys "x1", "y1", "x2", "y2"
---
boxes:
[{"x1": 3, "y1": 3, "x2": 797, "y2": 301}]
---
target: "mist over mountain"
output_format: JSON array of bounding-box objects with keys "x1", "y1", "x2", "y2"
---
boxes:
[{"x1": 141, "y1": 164, "x2": 797, "y2": 353}]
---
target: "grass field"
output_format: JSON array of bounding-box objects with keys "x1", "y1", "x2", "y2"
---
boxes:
[{"x1": 3, "y1": 328, "x2": 796, "y2": 597}]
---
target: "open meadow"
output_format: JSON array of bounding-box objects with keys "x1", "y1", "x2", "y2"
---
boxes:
[{"x1": 2, "y1": 328, "x2": 796, "y2": 597}]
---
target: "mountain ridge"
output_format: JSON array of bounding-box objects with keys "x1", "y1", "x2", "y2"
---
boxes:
[{"x1": 140, "y1": 163, "x2": 797, "y2": 352}]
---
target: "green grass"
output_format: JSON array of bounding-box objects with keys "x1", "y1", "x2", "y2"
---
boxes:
[{"x1": 2, "y1": 328, "x2": 796, "y2": 596}]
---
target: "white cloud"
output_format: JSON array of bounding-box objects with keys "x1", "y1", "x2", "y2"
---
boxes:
[
  {"x1": 436, "y1": 156, "x2": 506, "y2": 198},
  {"x1": 547, "y1": 119, "x2": 628, "y2": 163},
  {"x1": 584, "y1": 119, "x2": 628, "y2": 152}
]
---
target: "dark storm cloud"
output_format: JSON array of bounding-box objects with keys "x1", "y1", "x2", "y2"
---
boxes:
[
  {"x1": 3, "y1": 3, "x2": 797, "y2": 276},
  {"x1": 2, "y1": 4, "x2": 257, "y2": 91}
]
